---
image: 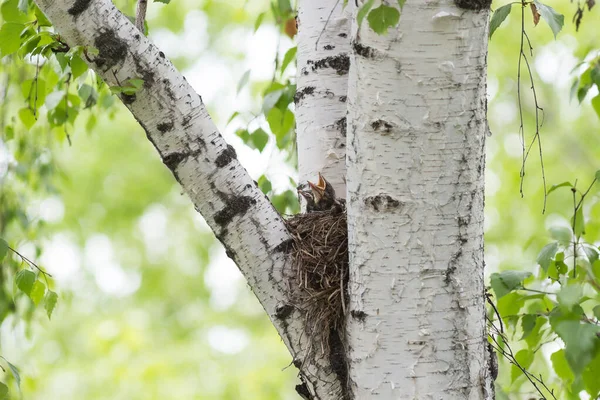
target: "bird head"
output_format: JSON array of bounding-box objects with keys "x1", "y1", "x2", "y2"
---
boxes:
[{"x1": 308, "y1": 173, "x2": 335, "y2": 205}]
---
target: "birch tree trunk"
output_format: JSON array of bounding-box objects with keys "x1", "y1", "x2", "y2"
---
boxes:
[
  {"x1": 345, "y1": 1, "x2": 492, "y2": 398},
  {"x1": 296, "y1": 0, "x2": 350, "y2": 196}
]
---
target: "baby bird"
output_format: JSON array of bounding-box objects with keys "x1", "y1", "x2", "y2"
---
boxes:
[{"x1": 304, "y1": 173, "x2": 345, "y2": 213}]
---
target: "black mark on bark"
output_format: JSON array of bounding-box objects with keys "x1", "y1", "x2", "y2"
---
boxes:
[
  {"x1": 294, "y1": 86, "x2": 315, "y2": 104},
  {"x1": 274, "y1": 238, "x2": 294, "y2": 253},
  {"x1": 454, "y1": 0, "x2": 492, "y2": 10},
  {"x1": 157, "y1": 120, "x2": 174, "y2": 133},
  {"x1": 295, "y1": 381, "x2": 312, "y2": 400},
  {"x1": 162, "y1": 152, "x2": 186, "y2": 170},
  {"x1": 371, "y1": 119, "x2": 393, "y2": 133},
  {"x1": 275, "y1": 303, "x2": 294, "y2": 320},
  {"x1": 335, "y1": 117, "x2": 347, "y2": 137},
  {"x1": 324, "y1": 44, "x2": 335, "y2": 50},
  {"x1": 350, "y1": 310, "x2": 367, "y2": 321},
  {"x1": 68, "y1": 0, "x2": 92, "y2": 16},
  {"x1": 120, "y1": 93, "x2": 136, "y2": 104},
  {"x1": 215, "y1": 145, "x2": 237, "y2": 168},
  {"x1": 365, "y1": 195, "x2": 401, "y2": 212},
  {"x1": 214, "y1": 195, "x2": 256, "y2": 227},
  {"x1": 353, "y1": 42, "x2": 377, "y2": 58},
  {"x1": 93, "y1": 29, "x2": 128, "y2": 71},
  {"x1": 339, "y1": 95, "x2": 347, "y2": 103},
  {"x1": 311, "y1": 54, "x2": 349, "y2": 75}
]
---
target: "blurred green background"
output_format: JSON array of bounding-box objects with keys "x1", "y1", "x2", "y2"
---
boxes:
[{"x1": 1, "y1": 0, "x2": 599, "y2": 398}]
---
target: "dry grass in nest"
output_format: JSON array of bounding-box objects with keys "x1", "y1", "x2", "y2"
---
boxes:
[{"x1": 284, "y1": 207, "x2": 349, "y2": 365}]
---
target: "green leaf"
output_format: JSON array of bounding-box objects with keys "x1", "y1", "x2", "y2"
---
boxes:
[
  {"x1": 549, "y1": 226, "x2": 572, "y2": 245},
  {"x1": 572, "y1": 207, "x2": 585, "y2": 237},
  {"x1": 227, "y1": 111, "x2": 239, "y2": 125},
  {"x1": 554, "y1": 320, "x2": 600, "y2": 374},
  {"x1": 367, "y1": 4, "x2": 400, "y2": 35},
  {"x1": 267, "y1": 107, "x2": 283, "y2": 136},
  {"x1": 591, "y1": 65, "x2": 600, "y2": 87},
  {"x1": 582, "y1": 245, "x2": 599, "y2": 265},
  {"x1": 0, "y1": 239, "x2": 8, "y2": 261},
  {"x1": 1, "y1": 0, "x2": 28, "y2": 23},
  {"x1": 547, "y1": 181, "x2": 572, "y2": 195},
  {"x1": 154, "y1": 0, "x2": 170, "y2": 4},
  {"x1": 536, "y1": 242, "x2": 558, "y2": 271},
  {"x1": 30, "y1": 279, "x2": 46, "y2": 305},
  {"x1": 33, "y1": 4, "x2": 52, "y2": 26},
  {"x1": 511, "y1": 349, "x2": 534, "y2": 382},
  {"x1": 254, "y1": 12, "x2": 266, "y2": 32},
  {"x1": 357, "y1": 0, "x2": 375, "y2": 28},
  {"x1": 582, "y1": 352, "x2": 600, "y2": 397},
  {"x1": 397, "y1": 0, "x2": 405, "y2": 8},
  {"x1": 4, "y1": 359, "x2": 20, "y2": 389},
  {"x1": 277, "y1": 0, "x2": 292, "y2": 15},
  {"x1": 520, "y1": 314, "x2": 537, "y2": 340},
  {"x1": 281, "y1": 46, "x2": 296, "y2": 74},
  {"x1": 235, "y1": 129, "x2": 250, "y2": 144},
  {"x1": 0, "y1": 22, "x2": 25, "y2": 56},
  {"x1": 45, "y1": 90, "x2": 65, "y2": 110},
  {"x1": 594, "y1": 305, "x2": 600, "y2": 320},
  {"x1": 569, "y1": 78, "x2": 579, "y2": 101},
  {"x1": 489, "y1": 4, "x2": 512, "y2": 38},
  {"x1": 551, "y1": 349, "x2": 575, "y2": 382},
  {"x1": 262, "y1": 89, "x2": 284, "y2": 114},
  {"x1": 78, "y1": 83, "x2": 98, "y2": 108},
  {"x1": 250, "y1": 128, "x2": 269, "y2": 152},
  {"x1": 257, "y1": 175, "x2": 272, "y2": 195},
  {"x1": 44, "y1": 290, "x2": 58, "y2": 319},
  {"x1": 578, "y1": 85, "x2": 591, "y2": 103},
  {"x1": 17, "y1": 0, "x2": 28, "y2": 13},
  {"x1": 0, "y1": 382, "x2": 7, "y2": 399},
  {"x1": 557, "y1": 284, "x2": 582, "y2": 312},
  {"x1": 237, "y1": 70, "x2": 250, "y2": 94},
  {"x1": 592, "y1": 95, "x2": 600, "y2": 119},
  {"x1": 490, "y1": 270, "x2": 532, "y2": 299},
  {"x1": 16, "y1": 269, "x2": 35, "y2": 295},
  {"x1": 70, "y1": 53, "x2": 88, "y2": 79},
  {"x1": 533, "y1": 1, "x2": 564, "y2": 39}
]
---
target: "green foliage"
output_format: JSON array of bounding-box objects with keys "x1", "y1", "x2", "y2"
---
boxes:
[
  {"x1": 489, "y1": 175, "x2": 600, "y2": 398},
  {"x1": 533, "y1": 0, "x2": 564, "y2": 38},
  {"x1": 489, "y1": 4, "x2": 512, "y2": 38},
  {"x1": 356, "y1": 0, "x2": 402, "y2": 34},
  {"x1": 15, "y1": 269, "x2": 35, "y2": 295},
  {"x1": 490, "y1": 270, "x2": 532, "y2": 298},
  {"x1": 366, "y1": 5, "x2": 400, "y2": 35},
  {"x1": 572, "y1": 58, "x2": 600, "y2": 118}
]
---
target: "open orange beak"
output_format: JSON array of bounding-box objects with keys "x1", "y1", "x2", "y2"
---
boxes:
[{"x1": 308, "y1": 181, "x2": 324, "y2": 203}]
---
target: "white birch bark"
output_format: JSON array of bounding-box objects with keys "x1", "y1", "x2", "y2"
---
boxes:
[
  {"x1": 31, "y1": 0, "x2": 337, "y2": 398},
  {"x1": 346, "y1": 1, "x2": 493, "y2": 399},
  {"x1": 296, "y1": 0, "x2": 351, "y2": 196}
]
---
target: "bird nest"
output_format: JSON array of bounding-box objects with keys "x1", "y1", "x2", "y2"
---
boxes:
[{"x1": 284, "y1": 206, "x2": 349, "y2": 385}]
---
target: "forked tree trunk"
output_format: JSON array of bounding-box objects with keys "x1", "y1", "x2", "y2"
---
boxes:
[
  {"x1": 346, "y1": 1, "x2": 492, "y2": 398},
  {"x1": 31, "y1": 0, "x2": 493, "y2": 398}
]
